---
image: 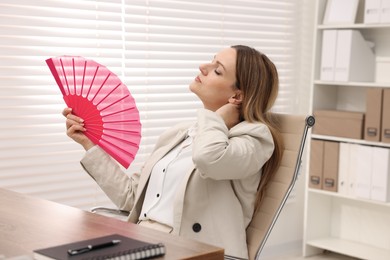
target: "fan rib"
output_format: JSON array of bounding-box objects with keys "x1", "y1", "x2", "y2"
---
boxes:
[
  {"x1": 104, "y1": 127, "x2": 140, "y2": 135},
  {"x1": 81, "y1": 60, "x2": 87, "y2": 93},
  {"x1": 101, "y1": 106, "x2": 136, "y2": 118},
  {"x1": 86, "y1": 66, "x2": 100, "y2": 99},
  {"x1": 72, "y1": 58, "x2": 76, "y2": 95},
  {"x1": 100, "y1": 137, "x2": 136, "y2": 159},
  {"x1": 59, "y1": 59, "x2": 70, "y2": 95},
  {"x1": 104, "y1": 119, "x2": 139, "y2": 125},
  {"x1": 95, "y1": 83, "x2": 122, "y2": 107},
  {"x1": 103, "y1": 132, "x2": 139, "y2": 147},
  {"x1": 99, "y1": 94, "x2": 130, "y2": 112},
  {"x1": 90, "y1": 73, "x2": 111, "y2": 103}
]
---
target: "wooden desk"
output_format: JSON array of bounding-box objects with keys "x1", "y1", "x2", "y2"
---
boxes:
[{"x1": 0, "y1": 188, "x2": 224, "y2": 259}]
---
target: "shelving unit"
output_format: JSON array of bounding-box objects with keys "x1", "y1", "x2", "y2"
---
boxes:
[{"x1": 304, "y1": 0, "x2": 390, "y2": 259}]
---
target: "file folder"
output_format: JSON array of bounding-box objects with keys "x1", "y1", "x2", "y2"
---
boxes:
[
  {"x1": 371, "y1": 147, "x2": 390, "y2": 202},
  {"x1": 365, "y1": 0, "x2": 390, "y2": 23},
  {"x1": 355, "y1": 145, "x2": 372, "y2": 199},
  {"x1": 364, "y1": 88, "x2": 383, "y2": 142},
  {"x1": 382, "y1": 89, "x2": 390, "y2": 143},
  {"x1": 382, "y1": 0, "x2": 390, "y2": 23},
  {"x1": 347, "y1": 143, "x2": 359, "y2": 197},
  {"x1": 338, "y1": 143, "x2": 350, "y2": 196},
  {"x1": 320, "y1": 30, "x2": 338, "y2": 81},
  {"x1": 323, "y1": 141, "x2": 339, "y2": 192},
  {"x1": 309, "y1": 140, "x2": 324, "y2": 189},
  {"x1": 323, "y1": 0, "x2": 359, "y2": 24},
  {"x1": 364, "y1": 0, "x2": 382, "y2": 23},
  {"x1": 334, "y1": 30, "x2": 375, "y2": 82}
]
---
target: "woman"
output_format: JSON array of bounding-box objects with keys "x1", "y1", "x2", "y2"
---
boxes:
[{"x1": 63, "y1": 45, "x2": 283, "y2": 259}]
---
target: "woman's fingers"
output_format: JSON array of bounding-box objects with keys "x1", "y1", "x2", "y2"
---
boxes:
[
  {"x1": 67, "y1": 123, "x2": 86, "y2": 136},
  {"x1": 62, "y1": 107, "x2": 84, "y2": 126},
  {"x1": 66, "y1": 117, "x2": 84, "y2": 131},
  {"x1": 62, "y1": 107, "x2": 95, "y2": 151},
  {"x1": 67, "y1": 113, "x2": 84, "y2": 123},
  {"x1": 66, "y1": 115, "x2": 84, "y2": 126},
  {"x1": 62, "y1": 107, "x2": 71, "y2": 117}
]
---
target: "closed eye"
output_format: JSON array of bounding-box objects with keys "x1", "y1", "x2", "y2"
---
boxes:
[{"x1": 214, "y1": 69, "x2": 222, "y2": 75}]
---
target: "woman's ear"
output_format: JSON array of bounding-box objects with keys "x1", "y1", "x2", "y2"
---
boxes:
[{"x1": 228, "y1": 91, "x2": 243, "y2": 105}]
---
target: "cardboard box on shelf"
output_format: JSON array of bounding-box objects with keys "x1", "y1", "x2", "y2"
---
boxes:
[
  {"x1": 313, "y1": 110, "x2": 365, "y2": 139},
  {"x1": 376, "y1": 57, "x2": 390, "y2": 83}
]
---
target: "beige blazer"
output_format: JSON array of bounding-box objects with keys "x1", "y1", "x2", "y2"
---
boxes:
[{"x1": 80, "y1": 109, "x2": 274, "y2": 259}]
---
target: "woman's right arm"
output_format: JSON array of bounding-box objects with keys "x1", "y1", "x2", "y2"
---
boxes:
[
  {"x1": 62, "y1": 107, "x2": 139, "y2": 211},
  {"x1": 80, "y1": 147, "x2": 140, "y2": 212}
]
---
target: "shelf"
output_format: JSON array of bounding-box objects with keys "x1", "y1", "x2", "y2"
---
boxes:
[
  {"x1": 307, "y1": 237, "x2": 390, "y2": 260},
  {"x1": 313, "y1": 80, "x2": 390, "y2": 88},
  {"x1": 308, "y1": 188, "x2": 390, "y2": 208},
  {"x1": 305, "y1": 1, "x2": 390, "y2": 258},
  {"x1": 311, "y1": 134, "x2": 390, "y2": 148},
  {"x1": 317, "y1": 23, "x2": 390, "y2": 29}
]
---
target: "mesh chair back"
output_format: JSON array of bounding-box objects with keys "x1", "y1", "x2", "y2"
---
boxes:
[{"x1": 246, "y1": 114, "x2": 314, "y2": 260}]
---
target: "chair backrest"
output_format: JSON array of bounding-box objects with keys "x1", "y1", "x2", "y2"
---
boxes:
[{"x1": 246, "y1": 113, "x2": 315, "y2": 260}]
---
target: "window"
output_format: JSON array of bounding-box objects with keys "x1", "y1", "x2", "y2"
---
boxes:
[{"x1": 0, "y1": 0, "x2": 313, "y2": 209}]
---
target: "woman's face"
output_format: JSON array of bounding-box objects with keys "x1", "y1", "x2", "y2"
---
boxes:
[{"x1": 189, "y1": 47, "x2": 238, "y2": 111}]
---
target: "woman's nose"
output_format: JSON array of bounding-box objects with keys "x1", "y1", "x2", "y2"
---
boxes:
[{"x1": 199, "y1": 63, "x2": 209, "y2": 75}]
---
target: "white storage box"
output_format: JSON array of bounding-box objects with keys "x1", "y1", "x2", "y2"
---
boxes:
[{"x1": 376, "y1": 57, "x2": 390, "y2": 83}]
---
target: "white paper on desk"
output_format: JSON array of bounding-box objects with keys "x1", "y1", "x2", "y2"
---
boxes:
[
  {"x1": 371, "y1": 147, "x2": 390, "y2": 202},
  {"x1": 320, "y1": 30, "x2": 337, "y2": 81}
]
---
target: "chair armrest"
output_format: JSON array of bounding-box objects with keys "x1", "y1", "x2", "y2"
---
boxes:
[
  {"x1": 90, "y1": 206, "x2": 130, "y2": 217},
  {"x1": 224, "y1": 255, "x2": 248, "y2": 260}
]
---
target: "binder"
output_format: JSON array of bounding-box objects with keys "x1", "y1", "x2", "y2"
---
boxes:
[
  {"x1": 364, "y1": 88, "x2": 383, "y2": 142},
  {"x1": 371, "y1": 147, "x2": 390, "y2": 202},
  {"x1": 355, "y1": 145, "x2": 372, "y2": 200},
  {"x1": 309, "y1": 140, "x2": 324, "y2": 189},
  {"x1": 347, "y1": 143, "x2": 359, "y2": 197},
  {"x1": 365, "y1": 0, "x2": 390, "y2": 23},
  {"x1": 382, "y1": 0, "x2": 390, "y2": 23},
  {"x1": 338, "y1": 143, "x2": 350, "y2": 196},
  {"x1": 364, "y1": 0, "x2": 382, "y2": 23},
  {"x1": 382, "y1": 89, "x2": 390, "y2": 143},
  {"x1": 323, "y1": 141, "x2": 339, "y2": 192},
  {"x1": 334, "y1": 30, "x2": 375, "y2": 82},
  {"x1": 323, "y1": 0, "x2": 359, "y2": 24},
  {"x1": 320, "y1": 30, "x2": 338, "y2": 81}
]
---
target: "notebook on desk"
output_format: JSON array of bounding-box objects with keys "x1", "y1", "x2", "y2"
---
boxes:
[{"x1": 33, "y1": 234, "x2": 165, "y2": 260}]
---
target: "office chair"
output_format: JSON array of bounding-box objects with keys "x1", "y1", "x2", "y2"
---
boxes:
[
  {"x1": 235, "y1": 113, "x2": 314, "y2": 260},
  {"x1": 92, "y1": 113, "x2": 315, "y2": 260}
]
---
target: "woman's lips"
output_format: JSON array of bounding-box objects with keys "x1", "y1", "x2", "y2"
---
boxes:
[{"x1": 195, "y1": 76, "x2": 201, "y2": 83}]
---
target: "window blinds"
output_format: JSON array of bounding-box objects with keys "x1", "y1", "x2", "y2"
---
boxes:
[{"x1": 0, "y1": 0, "x2": 308, "y2": 210}]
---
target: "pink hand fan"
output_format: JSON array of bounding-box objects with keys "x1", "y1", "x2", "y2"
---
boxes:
[{"x1": 46, "y1": 55, "x2": 141, "y2": 169}]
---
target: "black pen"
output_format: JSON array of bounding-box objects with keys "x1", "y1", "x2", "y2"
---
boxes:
[{"x1": 67, "y1": 239, "x2": 121, "y2": 256}]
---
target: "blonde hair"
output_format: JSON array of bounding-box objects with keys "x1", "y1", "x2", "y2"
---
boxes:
[{"x1": 232, "y1": 45, "x2": 284, "y2": 211}]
